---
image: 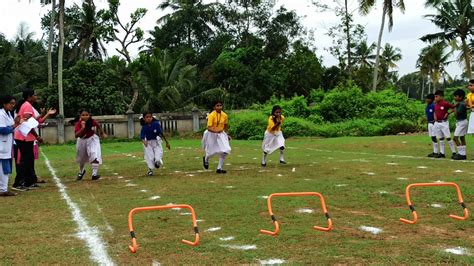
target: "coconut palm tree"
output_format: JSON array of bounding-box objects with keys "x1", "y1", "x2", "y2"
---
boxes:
[
  {"x1": 358, "y1": 0, "x2": 405, "y2": 91},
  {"x1": 354, "y1": 40, "x2": 376, "y2": 67},
  {"x1": 421, "y1": 0, "x2": 473, "y2": 79},
  {"x1": 378, "y1": 43, "x2": 402, "y2": 85},
  {"x1": 157, "y1": 0, "x2": 218, "y2": 49},
  {"x1": 416, "y1": 42, "x2": 452, "y2": 92}
]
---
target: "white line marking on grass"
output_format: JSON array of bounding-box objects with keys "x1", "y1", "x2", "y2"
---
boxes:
[
  {"x1": 397, "y1": 177, "x2": 408, "y2": 180},
  {"x1": 431, "y1": 203, "x2": 443, "y2": 208},
  {"x1": 140, "y1": 189, "x2": 148, "y2": 193},
  {"x1": 152, "y1": 261, "x2": 161, "y2": 266},
  {"x1": 435, "y1": 180, "x2": 445, "y2": 183},
  {"x1": 180, "y1": 212, "x2": 192, "y2": 216},
  {"x1": 113, "y1": 173, "x2": 119, "y2": 175},
  {"x1": 226, "y1": 163, "x2": 231, "y2": 166},
  {"x1": 445, "y1": 247, "x2": 471, "y2": 255},
  {"x1": 149, "y1": 196, "x2": 161, "y2": 200},
  {"x1": 225, "y1": 186, "x2": 234, "y2": 189},
  {"x1": 304, "y1": 178, "x2": 311, "y2": 181},
  {"x1": 42, "y1": 152, "x2": 114, "y2": 265},
  {"x1": 117, "y1": 176, "x2": 123, "y2": 179},
  {"x1": 221, "y1": 244, "x2": 257, "y2": 250},
  {"x1": 196, "y1": 219, "x2": 205, "y2": 222},
  {"x1": 124, "y1": 180, "x2": 131, "y2": 182},
  {"x1": 336, "y1": 184, "x2": 347, "y2": 187},
  {"x1": 258, "y1": 196, "x2": 269, "y2": 199},
  {"x1": 386, "y1": 162, "x2": 398, "y2": 166},
  {"x1": 205, "y1": 227, "x2": 221, "y2": 232},
  {"x1": 296, "y1": 208, "x2": 314, "y2": 214},
  {"x1": 253, "y1": 157, "x2": 258, "y2": 160},
  {"x1": 292, "y1": 167, "x2": 296, "y2": 172},
  {"x1": 277, "y1": 174, "x2": 283, "y2": 177},
  {"x1": 238, "y1": 155, "x2": 243, "y2": 157},
  {"x1": 125, "y1": 183, "x2": 138, "y2": 187},
  {"x1": 359, "y1": 226, "x2": 383, "y2": 235},
  {"x1": 454, "y1": 170, "x2": 464, "y2": 173},
  {"x1": 187, "y1": 174, "x2": 195, "y2": 177},
  {"x1": 165, "y1": 203, "x2": 181, "y2": 210},
  {"x1": 259, "y1": 259, "x2": 285, "y2": 265},
  {"x1": 219, "y1": 236, "x2": 235, "y2": 241},
  {"x1": 417, "y1": 166, "x2": 428, "y2": 169},
  {"x1": 378, "y1": 191, "x2": 389, "y2": 194}
]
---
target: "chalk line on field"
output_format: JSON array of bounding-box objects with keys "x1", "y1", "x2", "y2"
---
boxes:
[{"x1": 42, "y1": 152, "x2": 114, "y2": 265}]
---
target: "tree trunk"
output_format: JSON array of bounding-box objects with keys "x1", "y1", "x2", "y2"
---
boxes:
[
  {"x1": 372, "y1": 6, "x2": 387, "y2": 92},
  {"x1": 461, "y1": 38, "x2": 472, "y2": 80},
  {"x1": 57, "y1": 0, "x2": 65, "y2": 144},
  {"x1": 127, "y1": 76, "x2": 139, "y2": 112},
  {"x1": 47, "y1": 0, "x2": 56, "y2": 87},
  {"x1": 420, "y1": 77, "x2": 425, "y2": 101},
  {"x1": 345, "y1": 0, "x2": 351, "y2": 74}
]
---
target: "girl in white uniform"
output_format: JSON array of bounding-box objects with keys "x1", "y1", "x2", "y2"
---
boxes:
[
  {"x1": 202, "y1": 101, "x2": 231, "y2": 174},
  {"x1": 140, "y1": 112, "x2": 170, "y2": 176},
  {"x1": 261, "y1": 105, "x2": 286, "y2": 166}
]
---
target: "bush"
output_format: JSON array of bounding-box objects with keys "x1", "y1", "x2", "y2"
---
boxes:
[
  {"x1": 254, "y1": 95, "x2": 311, "y2": 118},
  {"x1": 282, "y1": 117, "x2": 318, "y2": 137},
  {"x1": 228, "y1": 111, "x2": 267, "y2": 140},
  {"x1": 317, "y1": 85, "x2": 370, "y2": 122}
]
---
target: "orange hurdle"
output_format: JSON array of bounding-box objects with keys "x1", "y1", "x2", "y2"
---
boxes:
[
  {"x1": 260, "y1": 192, "x2": 333, "y2": 236},
  {"x1": 400, "y1": 182, "x2": 469, "y2": 224},
  {"x1": 127, "y1": 204, "x2": 200, "y2": 253}
]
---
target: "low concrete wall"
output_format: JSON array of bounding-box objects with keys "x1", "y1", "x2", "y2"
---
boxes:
[{"x1": 39, "y1": 111, "x2": 208, "y2": 144}]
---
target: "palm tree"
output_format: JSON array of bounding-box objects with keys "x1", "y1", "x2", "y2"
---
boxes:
[
  {"x1": 378, "y1": 43, "x2": 402, "y2": 85},
  {"x1": 141, "y1": 49, "x2": 197, "y2": 112},
  {"x1": 416, "y1": 42, "x2": 452, "y2": 92},
  {"x1": 358, "y1": 0, "x2": 405, "y2": 91},
  {"x1": 157, "y1": 0, "x2": 217, "y2": 49},
  {"x1": 421, "y1": 0, "x2": 473, "y2": 79},
  {"x1": 354, "y1": 40, "x2": 376, "y2": 67}
]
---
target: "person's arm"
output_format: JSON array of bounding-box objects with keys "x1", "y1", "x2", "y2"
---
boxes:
[
  {"x1": 206, "y1": 113, "x2": 221, "y2": 133},
  {"x1": 96, "y1": 122, "x2": 107, "y2": 138},
  {"x1": 140, "y1": 126, "x2": 147, "y2": 147},
  {"x1": 270, "y1": 116, "x2": 282, "y2": 132},
  {"x1": 38, "y1": 108, "x2": 57, "y2": 123},
  {"x1": 157, "y1": 122, "x2": 170, "y2": 150},
  {"x1": 75, "y1": 121, "x2": 86, "y2": 138}
]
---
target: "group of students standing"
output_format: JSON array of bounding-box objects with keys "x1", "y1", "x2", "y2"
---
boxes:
[
  {"x1": 0, "y1": 91, "x2": 56, "y2": 196},
  {"x1": 425, "y1": 79, "x2": 474, "y2": 160}
]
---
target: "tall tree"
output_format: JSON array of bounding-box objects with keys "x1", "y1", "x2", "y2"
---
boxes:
[
  {"x1": 378, "y1": 43, "x2": 402, "y2": 85},
  {"x1": 358, "y1": 0, "x2": 406, "y2": 91},
  {"x1": 421, "y1": 0, "x2": 473, "y2": 79},
  {"x1": 416, "y1": 42, "x2": 452, "y2": 91}
]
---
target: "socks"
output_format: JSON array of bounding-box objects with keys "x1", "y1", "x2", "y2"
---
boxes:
[
  {"x1": 217, "y1": 153, "x2": 227, "y2": 170},
  {"x1": 448, "y1": 140, "x2": 456, "y2": 153},
  {"x1": 439, "y1": 140, "x2": 445, "y2": 154},
  {"x1": 458, "y1": 146, "x2": 467, "y2": 156},
  {"x1": 92, "y1": 163, "x2": 99, "y2": 176},
  {"x1": 79, "y1": 163, "x2": 85, "y2": 173},
  {"x1": 433, "y1": 142, "x2": 438, "y2": 153},
  {"x1": 279, "y1": 149, "x2": 285, "y2": 162},
  {"x1": 262, "y1": 153, "x2": 268, "y2": 165}
]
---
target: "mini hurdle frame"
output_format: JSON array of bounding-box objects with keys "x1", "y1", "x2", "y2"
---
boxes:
[
  {"x1": 128, "y1": 204, "x2": 200, "y2": 253},
  {"x1": 400, "y1": 182, "x2": 468, "y2": 224},
  {"x1": 260, "y1": 192, "x2": 333, "y2": 236}
]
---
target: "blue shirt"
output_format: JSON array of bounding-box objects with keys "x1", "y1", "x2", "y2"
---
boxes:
[
  {"x1": 140, "y1": 121, "x2": 163, "y2": 140},
  {"x1": 425, "y1": 103, "x2": 435, "y2": 123}
]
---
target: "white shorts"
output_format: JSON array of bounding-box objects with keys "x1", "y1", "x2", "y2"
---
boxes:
[
  {"x1": 428, "y1": 123, "x2": 436, "y2": 137},
  {"x1": 434, "y1": 121, "x2": 451, "y2": 139},
  {"x1": 144, "y1": 138, "x2": 163, "y2": 169},
  {"x1": 468, "y1": 112, "x2": 474, "y2": 134},
  {"x1": 454, "y1": 120, "x2": 468, "y2": 137}
]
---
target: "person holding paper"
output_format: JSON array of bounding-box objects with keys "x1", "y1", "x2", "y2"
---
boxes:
[{"x1": 12, "y1": 90, "x2": 42, "y2": 191}]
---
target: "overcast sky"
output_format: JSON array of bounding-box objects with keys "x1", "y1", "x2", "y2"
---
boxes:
[{"x1": 0, "y1": 0, "x2": 463, "y2": 77}]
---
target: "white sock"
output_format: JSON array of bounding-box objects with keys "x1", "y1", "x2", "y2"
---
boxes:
[
  {"x1": 79, "y1": 163, "x2": 85, "y2": 173},
  {"x1": 217, "y1": 154, "x2": 227, "y2": 170},
  {"x1": 279, "y1": 149, "x2": 285, "y2": 162},
  {"x1": 433, "y1": 142, "x2": 438, "y2": 153},
  {"x1": 262, "y1": 153, "x2": 267, "y2": 164},
  {"x1": 459, "y1": 146, "x2": 466, "y2": 156},
  {"x1": 439, "y1": 140, "x2": 445, "y2": 154},
  {"x1": 448, "y1": 140, "x2": 456, "y2": 153},
  {"x1": 92, "y1": 164, "x2": 99, "y2": 176},
  {"x1": 205, "y1": 156, "x2": 209, "y2": 163}
]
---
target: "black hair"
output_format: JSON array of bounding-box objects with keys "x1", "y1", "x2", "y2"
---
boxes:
[
  {"x1": 469, "y1": 79, "x2": 474, "y2": 84},
  {"x1": 434, "y1": 90, "x2": 444, "y2": 97},
  {"x1": 140, "y1": 111, "x2": 157, "y2": 126},
  {"x1": 69, "y1": 109, "x2": 94, "y2": 128},
  {"x1": 1, "y1": 95, "x2": 16, "y2": 117},
  {"x1": 15, "y1": 89, "x2": 35, "y2": 113},
  {"x1": 425, "y1": 93, "x2": 435, "y2": 101},
  {"x1": 210, "y1": 100, "x2": 223, "y2": 112},
  {"x1": 453, "y1": 89, "x2": 466, "y2": 98},
  {"x1": 271, "y1": 105, "x2": 282, "y2": 116}
]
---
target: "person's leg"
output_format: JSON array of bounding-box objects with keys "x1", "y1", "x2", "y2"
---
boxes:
[
  {"x1": 12, "y1": 143, "x2": 23, "y2": 187},
  {"x1": 430, "y1": 136, "x2": 438, "y2": 156},
  {"x1": 279, "y1": 147, "x2": 286, "y2": 163},
  {"x1": 217, "y1": 153, "x2": 227, "y2": 173},
  {"x1": 261, "y1": 152, "x2": 268, "y2": 166},
  {"x1": 0, "y1": 165, "x2": 8, "y2": 193},
  {"x1": 22, "y1": 141, "x2": 35, "y2": 187}
]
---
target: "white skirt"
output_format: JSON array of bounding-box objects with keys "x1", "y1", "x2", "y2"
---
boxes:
[
  {"x1": 202, "y1": 130, "x2": 231, "y2": 158},
  {"x1": 76, "y1": 134, "x2": 102, "y2": 164},
  {"x1": 144, "y1": 138, "x2": 163, "y2": 169},
  {"x1": 468, "y1": 112, "x2": 474, "y2": 134},
  {"x1": 262, "y1": 131, "x2": 285, "y2": 154}
]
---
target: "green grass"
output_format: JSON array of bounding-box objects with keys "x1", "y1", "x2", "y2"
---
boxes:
[{"x1": 1, "y1": 135, "x2": 473, "y2": 264}]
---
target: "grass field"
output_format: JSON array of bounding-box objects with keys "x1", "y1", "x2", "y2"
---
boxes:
[{"x1": 1, "y1": 134, "x2": 473, "y2": 264}]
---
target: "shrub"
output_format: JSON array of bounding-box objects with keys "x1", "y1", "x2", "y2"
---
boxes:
[
  {"x1": 228, "y1": 111, "x2": 267, "y2": 140},
  {"x1": 282, "y1": 117, "x2": 318, "y2": 137},
  {"x1": 317, "y1": 85, "x2": 370, "y2": 122}
]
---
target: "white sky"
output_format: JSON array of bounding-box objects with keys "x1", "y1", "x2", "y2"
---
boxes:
[{"x1": 0, "y1": 0, "x2": 464, "y2": 77}]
